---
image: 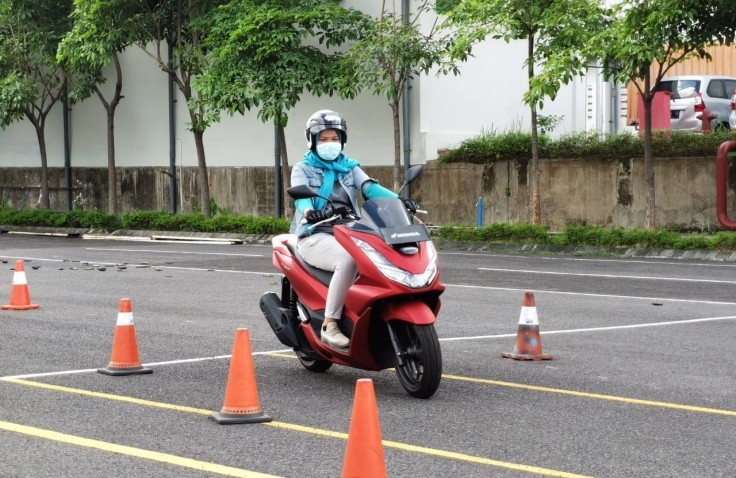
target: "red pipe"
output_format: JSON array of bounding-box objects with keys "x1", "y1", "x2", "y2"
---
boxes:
[{"x1": 716, "y1": 141, "x2": 736, "y2": 230}]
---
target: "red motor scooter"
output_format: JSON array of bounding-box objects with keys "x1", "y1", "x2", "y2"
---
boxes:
[{"x1": 260, "y1": 166, "x2": 444, "y2": 398}]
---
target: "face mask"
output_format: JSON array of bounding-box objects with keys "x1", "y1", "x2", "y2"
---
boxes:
[{"x1": 316, "y1": 142, "x2": 342, "y2": 161}]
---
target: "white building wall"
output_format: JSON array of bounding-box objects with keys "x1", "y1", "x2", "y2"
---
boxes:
[
  {"x1": 418, "y1": 38, "x2": 588, "y2": 161},
  {"x1": 0, "y1": 2, "x2": 606, "y2": 171}
]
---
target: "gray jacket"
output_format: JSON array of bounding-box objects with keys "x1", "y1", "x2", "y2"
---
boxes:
[{"x1": 289, "y1": 161, "x2": 374, "y2": 236}]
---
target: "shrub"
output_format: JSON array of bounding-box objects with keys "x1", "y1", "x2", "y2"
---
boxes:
[
  {"x1": 435, "y1": 223, "x2": 550, "y2": 243},
  {"x1": 439, "y1": 129, "x2": 736, "y2": 164},
  {"x1": 0, "y1": 208, "x2": 290, "y2": 235},
  {"x1": 0, "y1": 208, "x2": 121, "y2": 230}
]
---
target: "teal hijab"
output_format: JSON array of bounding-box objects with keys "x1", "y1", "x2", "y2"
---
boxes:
[{"x1": 302, "y1": 150, "x2": 359, "y2": 210}]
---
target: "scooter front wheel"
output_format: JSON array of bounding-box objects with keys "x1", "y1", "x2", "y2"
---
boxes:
[
  {"x1": 296, "y1": 351, "x2": 333, "y2": 373},
  {"x1": 391, "y1": 322, "x2": 442, "y2": 399}
]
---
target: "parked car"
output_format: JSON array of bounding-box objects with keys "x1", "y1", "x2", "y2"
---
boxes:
[
  {"x1": 653, "y1": 75, "x2": 736, "y2": 132},
  {"x1": 730, "y1": 89, "x2": 736, "y2": 129}
]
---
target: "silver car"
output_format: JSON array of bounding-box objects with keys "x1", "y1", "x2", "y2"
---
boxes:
[{"x1": 653, "y1": 75, "x2": 736, "y2": 131}]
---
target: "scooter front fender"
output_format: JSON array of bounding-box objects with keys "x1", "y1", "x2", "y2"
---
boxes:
[{"x1": 382, "y1": 300, "x2": 436, "y2": 325}]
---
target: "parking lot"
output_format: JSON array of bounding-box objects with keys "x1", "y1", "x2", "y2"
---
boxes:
[{"x1": 1, "y1": 234, "x2": 735, "y2": 477}]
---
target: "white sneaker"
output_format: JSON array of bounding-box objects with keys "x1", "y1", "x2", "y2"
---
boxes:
[{"x1": 321, "y1": 322, "x2": 350, "y2": 349}]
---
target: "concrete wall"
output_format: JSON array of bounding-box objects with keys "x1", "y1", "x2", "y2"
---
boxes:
[{"x1": 2, "y1": 156, "x2": 734, "y2": 231}]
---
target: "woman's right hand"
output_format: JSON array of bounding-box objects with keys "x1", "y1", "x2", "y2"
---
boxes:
[{"x1": 305, "y1": 209, "x2": 329, "y2": 224}]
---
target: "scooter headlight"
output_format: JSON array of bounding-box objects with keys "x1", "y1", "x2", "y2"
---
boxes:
[{"x1": 352, "y1": 237, "x2": 438, "y2": 289}]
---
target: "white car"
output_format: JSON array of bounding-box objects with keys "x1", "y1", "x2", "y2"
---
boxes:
[
  {"x1": 653, "y1": 75, "x2": 736, "y2": 131},
  {"x1": 730, "y1": 90, "x2": 736, "y2": 129}
]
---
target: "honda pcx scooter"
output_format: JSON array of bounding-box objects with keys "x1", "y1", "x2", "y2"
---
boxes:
[{"x1": 260, "y1": 165, "x2": 444, "y2": 398}]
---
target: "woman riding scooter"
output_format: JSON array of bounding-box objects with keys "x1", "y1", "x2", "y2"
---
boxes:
[{"x1": 291, "y1": 109, "x2": 414, "y2": 349}]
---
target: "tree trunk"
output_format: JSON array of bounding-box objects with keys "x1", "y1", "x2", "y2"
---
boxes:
[
  {"x1": 391, "y1": 99, "x2": 402, "y2": 191},
  {"x1": 30, "y1": 118, "x2": 50, "y2": 209},
  {"x1": 103, "y1": 51, "x2": 124, "y2": 216},
  {"x1": 528, "y1": 36, "x2": 541, "y2": 224},
  {"x1": 643, "y1": 100, "x2": 656, "y2": 229},
  {"x1": 192, "y1": 128, "x2": 211, "y2": 217},
  {"x1": 106, "y1": 110, "x2": 117, "y2": 215},
  {"x1": 642, "y1": 72, "x2": 656, "y2": 229},
  {"x1": 530, "y1": 106, "x2": 541, "y2": 225},
  {"x1": 278, "y1": 124, "x2": 292, "y2": 218}
]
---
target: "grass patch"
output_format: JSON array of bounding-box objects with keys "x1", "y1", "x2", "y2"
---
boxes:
[{"x1": 435, "y1": 223, "x2": 736, "y2": 252}]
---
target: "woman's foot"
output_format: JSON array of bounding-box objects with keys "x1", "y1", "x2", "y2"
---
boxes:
[{"x1": 321, "y1": 321, "x2": 350, "y2": 349}]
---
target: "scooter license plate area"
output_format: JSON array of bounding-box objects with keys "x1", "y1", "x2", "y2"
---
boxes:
[{"x1": 380, "y1": 224, "x2": 431, "y2": 245}]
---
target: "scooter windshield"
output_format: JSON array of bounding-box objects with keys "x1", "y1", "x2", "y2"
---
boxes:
[
  {"x1": 360, "y1": 198, "x2": 412, "y2": 229},
  {"x1": 355, "y1": 198, "x2": 431, "y2": 244}
]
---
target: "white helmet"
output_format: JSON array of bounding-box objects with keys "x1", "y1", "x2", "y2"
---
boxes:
[{"x1": 305, "y1": 109, "x2": 347, "y2": 150}]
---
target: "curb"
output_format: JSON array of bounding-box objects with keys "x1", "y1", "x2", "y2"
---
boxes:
[
  {"x1": 3, "y1": 225, "x2": 736, "y2": 262},
  {"x1": 431, "y1": 240, "x2": 736, "y2": 262}
]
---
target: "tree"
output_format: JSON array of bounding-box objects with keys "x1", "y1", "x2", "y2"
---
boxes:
[
  {"x1": 197, "y1": 0, "x2": 370, "y2": 216},
  {"x1": 594, "y1": 0, "x2": 736, "y2": 229},
  {"x1": 132, "y1": 0, "x2": 226, "y2": 217},
  {"x1": 0, "y1": 0, "x2": 73, "y2": 209},
  {"x1": 444, "y1": 0, "x2": 602, "y2": 224},
  {"x1": 58, "y1": 0, "x2": 139, "y2": 215},
  {"x1": 336, "y1": 0, "x2": 457, "y2": 191}
]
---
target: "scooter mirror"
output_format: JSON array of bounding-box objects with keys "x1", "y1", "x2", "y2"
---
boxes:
[
  {"x1": 404, "y1": 164, "x2": 423, "y2": 184},
  {"x1": 287, "y1": 184, "x2": 323, "y2": 200},
  {"x1": 398, "y1": 164, "x2": 423, "y2": 194}
]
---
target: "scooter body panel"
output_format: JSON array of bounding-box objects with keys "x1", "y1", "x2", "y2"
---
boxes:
[{"x1": 262, "y1": 194, "x2": 445, "y2": 381}]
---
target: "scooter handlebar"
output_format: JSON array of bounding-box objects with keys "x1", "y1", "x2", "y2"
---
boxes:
[{"x1": 299, "y1": 205, "x2": 357, "y2": 226}]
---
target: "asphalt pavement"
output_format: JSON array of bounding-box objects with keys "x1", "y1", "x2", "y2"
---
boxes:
[{"x1": 0, "y1": 232, "x2": 735, "y2": 477}]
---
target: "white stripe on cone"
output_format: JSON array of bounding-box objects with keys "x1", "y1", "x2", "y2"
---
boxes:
[
  {"x1": 12, "y1": 271, "x2": 28, "y2": 286},
  {"x1": 518, "y1": 305, "x2": 539, "y2": 325},
  {"x1": 116, "y1": 312, "x2": 134, "y2": 326}
]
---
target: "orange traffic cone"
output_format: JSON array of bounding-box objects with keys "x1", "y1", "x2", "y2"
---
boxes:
[
  {"x1": 210, "y1": 328, "x2": 271, "y2": 424},
  {"x1": 98, "y1": 298, "x2": 152, "y2": 376},
  {"x1": 1, "y1": 260, "x2": 39, "y2": 310},
  {"x1": 502, "y1": 291, "x2": 553, "y2": 361},
  {"x1": 342, "y1": 379, "x2": 387, "y2": 478}
]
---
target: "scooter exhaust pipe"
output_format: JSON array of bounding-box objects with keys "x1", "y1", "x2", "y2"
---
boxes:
[{"x1": 260, "y1": 292, "x2": 300, "y2": 348}]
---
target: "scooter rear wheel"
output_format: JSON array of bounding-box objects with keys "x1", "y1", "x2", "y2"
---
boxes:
[
  {"x1": 391, "y1": 323, "x2": 442, "y2": 399},
  {"x1": 296, "y1": 351, "x2": 333, "y2": 373}
]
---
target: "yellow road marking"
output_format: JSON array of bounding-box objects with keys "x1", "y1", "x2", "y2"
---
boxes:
[
  {"x1": 266, "y1": 420, "x2": 592, "y2": 477},
  {"x1": 267, "y1": 352, "x2": 736, "y2": 417},
  {"x1": 0, "y1": 420, "x2": 281, "y2": 478},
  {"x1": 442, "y1": 374, "x2": 736, "y2": 417},
  {"x1": 3, "y1": 377, "x2": 591, "y2": 477},
  {"x1": 3, "y1": 378, "x2": 212, "y2": 415}
]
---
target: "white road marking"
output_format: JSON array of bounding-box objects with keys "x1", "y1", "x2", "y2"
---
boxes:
[
  {"x1": 443, "y1": 251, "x2": 736, "y2": 268},
  {"x1": 478, "y1": 267, "x2": 736, "y2": 284},
  {"x1": 440, "y1": 315, "x2": 736, "y2": 341},
  {"x1": 0, "y1": 348, "x2": 292, "y2": 380},
  {"x1": 86, "y1": 247, "x2": 263, "y2": 257},
  {"x1": 5, "y1": 311, "x2": 736, "y2": 379},
  {"x1": 446, "y1": 283, "x2": 736, "y2": 306}
]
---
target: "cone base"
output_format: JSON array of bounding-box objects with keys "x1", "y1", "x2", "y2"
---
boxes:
[
  {"x1": 1, "y1": 304, "x2": 40, "y2": 310},
  {"x1": 210, "y1": 410, "x2": 272, "y2": 425},
  {"x1": 502, "y1": 352, "x2": 553, "y2": 361},
  {"x1": 97, "y1": 365, "x2": 153, "y2": 376}
]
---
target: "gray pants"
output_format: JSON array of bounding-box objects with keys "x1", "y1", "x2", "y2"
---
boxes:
[{"x1": 297, "y1": 233, "x2": 357, "y2": 319}]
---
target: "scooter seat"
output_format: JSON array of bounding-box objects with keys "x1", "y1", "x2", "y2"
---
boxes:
[{"x1": 286, "y1": 236, "x2": 334, "y2": 287}]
